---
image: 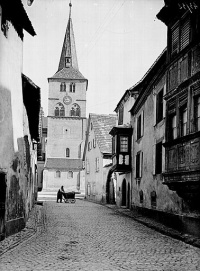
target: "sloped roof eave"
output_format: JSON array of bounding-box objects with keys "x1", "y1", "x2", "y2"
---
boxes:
[{"x1": 48, "y1": 67, "x2": 87, "y2": 81}]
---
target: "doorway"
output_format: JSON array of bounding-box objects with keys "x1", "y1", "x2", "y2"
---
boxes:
[
  {"x1": 122, "y1": 179, "x2": 126, "y2": 206},
  {"x1": 127, "y1": 182, "x2": 130, "y2": 209},
  {"x1": 106, "y1": 171, "x2": 115, "y2": 204}
]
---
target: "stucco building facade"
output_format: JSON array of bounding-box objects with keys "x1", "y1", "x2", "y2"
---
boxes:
[
  {"x1": 83, "y1": 114, "x2": 117, "y2": 203},
  {"x1": 0, "y1": 0, "x2": 40, "y2": 240},
  {"x1": 109, "y1": 88, "x2": 138, "y2": 208}
]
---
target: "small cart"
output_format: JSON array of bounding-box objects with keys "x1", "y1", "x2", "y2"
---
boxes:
[{"x1": 63, "y1": 192, "x2": 76, "y2": 203}]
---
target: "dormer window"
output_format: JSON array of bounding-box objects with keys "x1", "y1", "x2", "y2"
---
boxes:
[
  {"x1": 170, "y1": 16, "x2": 191, "y2": 57},
  {"x1": 65, "y1": 57, "x2": 71, "y2": 67}
]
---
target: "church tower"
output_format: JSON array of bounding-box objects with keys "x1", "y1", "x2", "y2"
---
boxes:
[{"x1": 44, "y1": 2, "x2": 87, "y2": 193}]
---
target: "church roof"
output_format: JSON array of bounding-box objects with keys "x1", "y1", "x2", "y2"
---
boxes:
[
  {"x1": 49, "y1": 3, "x2": 87, "y2": 83},
  {"x1": 49, "y1": 67, "x2": 86, "y2": 80},
  {"x1": 90, "y1": 114, "x2": 117, "y2": 155},
  {"x1": 58, "y1": 16, "x2": 78, "y2": 71},
  {"x1": 45, "y1": 158, "x2": 82, "y2": 171}
]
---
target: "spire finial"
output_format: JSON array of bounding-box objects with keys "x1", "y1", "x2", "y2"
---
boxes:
[{"x1": 69, "y1": 1, "x2": 72, "y2": 18}]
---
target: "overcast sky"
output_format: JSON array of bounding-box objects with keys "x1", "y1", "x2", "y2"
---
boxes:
[{"x1": 23, "y1": 0, "x2": 167, "y2": 116}]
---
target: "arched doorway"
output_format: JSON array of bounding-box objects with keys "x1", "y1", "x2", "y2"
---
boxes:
[
  {"x1": 122, "y1": 179, "x2": 126, "y2": 206},
  {"x1": 127, "y1": 182, "x2": 130, "y2": 209},
  {"x1": 106, "y1": 170, "x2": 115, "y2": 204}
]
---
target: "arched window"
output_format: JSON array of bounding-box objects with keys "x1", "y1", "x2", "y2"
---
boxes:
[
  {"x1": 70, "y1": 103, "x2": 80, "y2": 117},
  {"x1": 54, "y1": 103, "x2": 65, "y2": 117},
  {"x1": 66, "y1": 148, "x2": 70, "y2": 157},
  {"x1": 70, "y1": 83, "x2": 75, "y2": 93},
  {"x1": 60, "y1": 82, "x2": 66, "y2": 92},
  {"x1": 68, "y1": 171, "x2": 73, "y2": 178},
  {"x1": 56, "y1": 170, "x2": 61, "y2": 178}
]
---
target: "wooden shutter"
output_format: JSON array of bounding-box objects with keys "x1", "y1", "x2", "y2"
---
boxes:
[
  {"x1": 163, "y1": 85, "x2": 166, "y2": 119},
  {"x1": 139, "y1": 152, "x2": 143, "y2": 178},
  {"x1": 180, "y1": 18, "x2": 190, "y2": 50},
  {"x1": 118, "y1": 107, "x2": 123, "y2": 125},
  {"x1": 135, "y1": 116, "x2": 138, "y2": 140},
  {"x1": 141, "y1": 111, "x2": 144, "y2": 137},
  {"x1": 171, "y1": 24, "x2": 179, "y2": 55},
  {"x1": 153, "y1": 143, "x2": 156, "y2": 175},
  {"x1": 153, "y1": 94, "x2": 157, "y2": 126},
  {"x1": 179, "y1": 55, "x2": 188, "y2": 83},
  {"x1": 136, "y1": 153, "x2": 140, "y2": 178}
]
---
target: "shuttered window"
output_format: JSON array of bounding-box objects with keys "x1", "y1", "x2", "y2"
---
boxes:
[
  {"x1": 170, "y1": 16, "x2": 191, "y2": 56},
  {"x1": 156, "y1": 89, "x2": 163, "y2": 124},
  {"x1": 180, "y1": 18, "x2": 190, "y2": 51},
  {"x1": 136, "y1": 111, "x2": 144, "y2": 140},
  {"x1": 195, "y1": 96, "x2": 200, "y2": 131},
  {"x1": 169, "y1": 62, "x2": 178, "y2": 90},
  {"x1": 169, "y1": 114, "x2": 177, "y2": 141},
  {"x1": 171, "y1": 24, "x2": 179, "y2": 55},
  {"x1": 180, "y1": 105, "x2": 187, "y2": 137},
  {"x1": 136, "y1": 151, "x2": 143, "y2": 178},
  {"x1": 118, "y1": 106, "x2": 123, "y2": 125},
  {"x1": 179, "y1": 55, "x2": 188, "y2": 82},
  {"x1": 155, "y1": 142, "x2": 162, "y2": 174}
]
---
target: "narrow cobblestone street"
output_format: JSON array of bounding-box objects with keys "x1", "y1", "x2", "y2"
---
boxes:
[{"x1": 0, "y1": 199, "x2": 200, "y2": 271}]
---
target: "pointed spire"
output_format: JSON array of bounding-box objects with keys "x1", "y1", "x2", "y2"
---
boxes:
[
  {"x1": 58, "y1": 1, "x2": 79, "y2": 71},
  {"x1": 69, "y1": 1, "x2": 72, "y2": 19}
]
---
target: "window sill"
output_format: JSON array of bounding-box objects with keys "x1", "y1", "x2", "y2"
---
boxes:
[
  {"x1": 136, "y1": 136, "x2": 143, "y2": 143},
  {"x1": 154, "y1": 118, "x2": 165, "y2": 127},
  {"x1": 135, "y1": 177, "x2": 141, "y2": 181}
]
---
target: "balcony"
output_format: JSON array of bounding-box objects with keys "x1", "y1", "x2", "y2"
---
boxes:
[
  {"x1": 109, "y1": 126, "x2": 132, "y2": 173},
  {"x1": 163, "y1": 131, "x2": 200, "y2": 201}
]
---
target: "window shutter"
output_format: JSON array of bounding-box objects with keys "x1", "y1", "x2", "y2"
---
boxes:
[
  {"x1": 141, "y1": 111, "x2": 144, "y2": 136},
  {"x1": 153, "y1": 143, "x2": 156, "y2": 175},
  {"x1": 163, "y1": 85, "x2": 166, "y2": 119},
  {"x1": 180, "y1": 18, "x2": 190, "y2": 50},
  {"x1": 153, "y1": 94, "x2": 157, "y2": 126},
  {"x1": 135, "y1": 117, "x2": 138, "y2": 141},
  {"x1": 134, "y1": 156, "x2": 136, "y2": 178},
  {"x1": 162, "y1": 145, "x2": 164, "y2": 174},
  {"x1": 180, "y1": 56, "x2": 188, "y2": 83},
  {"x1": 139, "y1": 152, "x2": 143, "y2": 178},
  {"x1": 171, "y1": 24, "x2": 179, "y2": 55}
]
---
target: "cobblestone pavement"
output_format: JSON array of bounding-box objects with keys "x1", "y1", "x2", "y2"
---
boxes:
[{"x1": 0, "y1": 200, "x2": 200, "y2": 271}]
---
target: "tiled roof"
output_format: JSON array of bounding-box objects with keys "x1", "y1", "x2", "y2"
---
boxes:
[
  {"x1": 45, "y1": 158, "x2": 82, "y2": 170},
  {"x1": 90, "y1": 114, "x2": 117, "y2": 154},
  {"x1": 49, "y1": 67, "x2": 86, "y2": 80}
]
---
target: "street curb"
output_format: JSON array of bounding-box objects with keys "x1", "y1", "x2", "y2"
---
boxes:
[
  {"x1": 81, "y1": 199, "x2": 200, "y2": 249},
  {"x1": 104, "y1": 204, "x2": 200, "y2": 249}
]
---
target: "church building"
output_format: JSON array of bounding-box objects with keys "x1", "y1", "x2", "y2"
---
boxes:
[{"x1": 43, "y1": 3, "x2": 88, "y2": 194}]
